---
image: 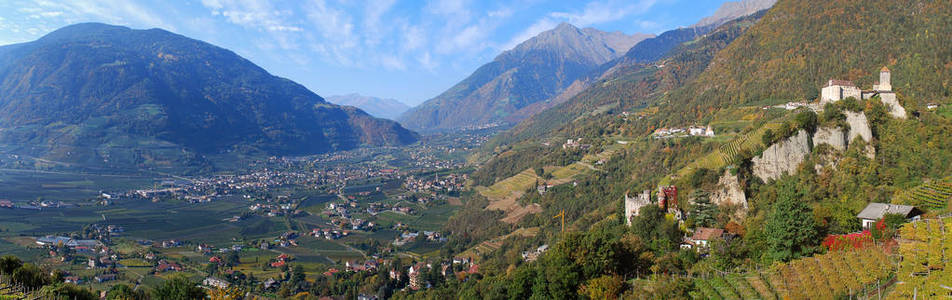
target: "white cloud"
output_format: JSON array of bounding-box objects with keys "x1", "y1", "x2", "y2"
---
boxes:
[
  {"x1": 502, "y1": 18, "x2": 557, "y2": 51},
  {"x1": 199, "y1": 0, "x2": 302, "y2": 33},
  {"x1": 29, "y1": 0, "x2": 174, "y2": 30},
  {"x1": 551, "y1": 0, "x2": 657, "y2": 27}
]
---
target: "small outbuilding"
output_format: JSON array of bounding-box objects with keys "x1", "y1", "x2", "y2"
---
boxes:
[{"x1": 856, "y1": 203, "x2": 923, "y2": 230}]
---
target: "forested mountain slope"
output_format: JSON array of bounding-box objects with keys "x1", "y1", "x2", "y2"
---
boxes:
[{"x1": 0, "y1": 23, "x2": 417, "y2": 172}]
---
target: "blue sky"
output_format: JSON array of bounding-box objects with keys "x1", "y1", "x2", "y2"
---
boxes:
[{"x1": 0, "y1": 0, "x2": 731, "y2": 106}]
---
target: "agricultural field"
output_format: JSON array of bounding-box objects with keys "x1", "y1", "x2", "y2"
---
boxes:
[
  {"x1": 691, "y1": 247, "x2": 895, "y2": 300},
  {"x1": 890, "y1": 217, "x2": 952, "y2": 299},
  {"x1": 0, "y1": 169, "x2": 158, "y2": 202},
  {"x1": 669, "y1": 117, "x2": 788, "y2": 185},
  {"x1": 891, "y1": 179, "x2": 952, "y2": 210}
]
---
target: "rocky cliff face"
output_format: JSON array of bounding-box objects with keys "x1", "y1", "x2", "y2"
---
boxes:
[
  {"x1": 845, "y1": 111, "x2": 875, "y2": 158},
  {"x1": 813, "y1": 126, "x2": 847, "y2": 151},
  {"x1": 710, "y1": 169, "x2": 748, "y2": 217},
  {"x1": 752, "y1": 129, "x2": 811, "y2": 182},
  {"x1": 878, "y1": 93, "x2": 907, "y2": 119}
]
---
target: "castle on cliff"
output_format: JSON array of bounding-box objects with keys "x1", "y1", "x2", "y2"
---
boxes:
[{"x1": 819, "y1": 66, "x2": 906, "y2": 118}]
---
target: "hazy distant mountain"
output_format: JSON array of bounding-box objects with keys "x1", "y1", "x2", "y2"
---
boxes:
[
  {"x1": 0, "y1": 23, "x2": 417, "y2": 171},
  {"x1": 511, "y1": 1, "x2": 777, "y2": 123},
  {"x1": 694, "y1": 0, "x2": 777, "y2": 28},
  {"x1": 398, "y1": 23, "x2": 652, "y2": 132},
  {"x1": 327, "y1": 94, "x2": 410, "y2": 120}
]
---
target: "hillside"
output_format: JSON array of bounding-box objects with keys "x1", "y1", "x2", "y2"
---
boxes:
[
  {"x1": 327, "y1": 94, "x2": 410, "y2": 120},
  {"x1": 422, "y1": 0, "x2": 952, "y2": 298},
  {"x1": 398, "y1": 23, "x2": 651, "y2": 132},
  {"x1": 657, "y1": 0, "x2": 952, "y2": 125},
  {"x1": 500, "y1": 0, "x2": 779, "y2": 126},
  {"x1": 0, "y1": 23, "x2": 417, "y2": 172},
  {"x1": 485, "y1": 12, "x2": 764, "y2": 153}
]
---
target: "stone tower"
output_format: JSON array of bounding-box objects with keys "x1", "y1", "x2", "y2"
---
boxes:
[
  {"x1": 878, "y1": 66, "x2": 891, "y2": 91},
  {"x1": 624, "y1": 190, "x2": 651, "y2": 226}
]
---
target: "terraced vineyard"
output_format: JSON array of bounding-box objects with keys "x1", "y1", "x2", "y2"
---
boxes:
[
  {"x1": 672, "y1": 121, "x2": 783, "y2": 182},
  {"x1": 889, "y1": 217, "x2": 952, "y2": 299},
  {"x1": 691, "y1": 247, "x2": 894, "y2": 299},
  {"x1": 0, "y1": 275, "x2": 28, "y2": 300},
  {"x1": 891, "y1": 180, "x2": 952, "y2": 209}
]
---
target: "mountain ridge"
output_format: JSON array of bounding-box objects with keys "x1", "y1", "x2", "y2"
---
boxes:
[
  {"x1": 398, "y1": 23, "x2": 652, "y2": 132},
  {"x1": 0, "y1": 23, "x2": 417, "y2": 172}
]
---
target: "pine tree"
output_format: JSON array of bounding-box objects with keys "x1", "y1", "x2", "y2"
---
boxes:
[
  {"x1": 764, "y1": 179, "x2": 819, "y2": 263},
  {"x1": 690, "y1": 190, "x2": 717, "y2": 228}
]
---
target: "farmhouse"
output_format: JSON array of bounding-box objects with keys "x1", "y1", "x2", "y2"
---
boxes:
[
  {"x1": 685, "y1": 227, "x2": 725, "y2": 249},
  {"x1": 856, "y1": 203, "x2": 923, "y2": 230}
]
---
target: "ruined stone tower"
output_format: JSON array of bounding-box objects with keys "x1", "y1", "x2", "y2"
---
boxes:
[{"x1": 624, "y1": 190, "x2": 651, "y2": 226}]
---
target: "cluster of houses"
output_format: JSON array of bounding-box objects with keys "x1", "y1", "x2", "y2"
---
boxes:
[
  {"x1": 345, "y1": 260, "x2": 379, "y2": 272},
  {"x1": 392, "y1": 231, "x2": 446, "y2": 246},
  {"x1": 652, "y1": 126, "x2": 715, "y2": 139},
  {"x1": 249, "y1": 200, "x2": 297, "y2": 217},
  {"x1": 764, "y1": 101, "x2": 812, "y2": 111},
  {"x1": 323, "y1": 201, "x2": 381, "y2": 231},
  {"x1": 0, "y1": 199, "x2": 73, "y2": 210},
  {"x1": 401, "y1": 259, "x2": 479, "y2": 291},
  {"x1": 403, "y1": 173, "x2": 466, "y2": 194},
  {"x1": 521, "y1": 244, "x2": 549, "y2": 262},
  {"x1": 311, "y1": 228, "x2": 350, "y2": 240},
  {"x1": 269, "y1": 254, "x2": 293, "y2": 268},
  {"x1": 36, "y1": 236, "x2": 103, "y2": 249},
  {"x1": 563, "y1": 138, "x2": 593, "y2": 150}
]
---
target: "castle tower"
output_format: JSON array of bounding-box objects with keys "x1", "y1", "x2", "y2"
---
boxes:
[
  {"x1": 625, "y1": 190, "x2": 651, "y2": 226},
  {"x1": 878, "y1": 66, "x2": 891, "y2": 91}
]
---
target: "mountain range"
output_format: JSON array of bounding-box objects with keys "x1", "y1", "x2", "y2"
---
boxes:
[
  {"x1": 0, "y1": 23, "x2": 417, "y2": 171},
  {"x1": 327, "y1": 94, "x2": 410, "y2": 120},
  {"x1": 398, "y1": 23, "x2": 653, "y2": 132}
]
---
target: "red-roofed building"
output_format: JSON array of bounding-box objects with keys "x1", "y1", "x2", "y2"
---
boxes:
[
  {"x1": 686, "y1": 227, "x2": 724, "y2": 249},
  {"x1": 322, "y1": 268, "x2": 339, "y2": 277}
]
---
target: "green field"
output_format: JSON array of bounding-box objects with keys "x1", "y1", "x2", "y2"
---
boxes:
[{"x1": 0, "y1": 169, "x2": 158, "y2": 202}]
